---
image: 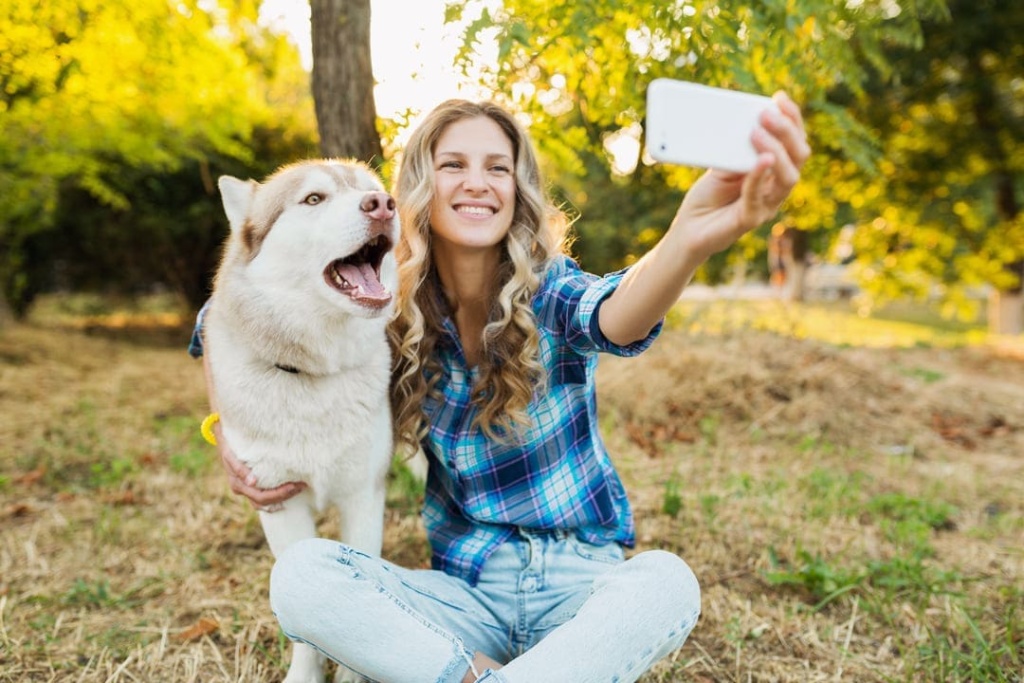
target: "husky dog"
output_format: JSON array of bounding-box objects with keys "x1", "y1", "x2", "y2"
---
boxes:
[{"x1": 204, "y1": 160, "x2": 397, "y2": 683}]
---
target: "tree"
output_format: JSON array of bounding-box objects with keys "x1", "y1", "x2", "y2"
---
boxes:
[
  {"x1": 0, "y1": 0, "x2": 317, "y2": 315},
  {"x1": 310, "y1": 0, "x2": 383, "y2": 165},
  {"x1": 446, "y1": 1, "x2": 950, "y2": 287},
  {"x1": 848, "y1": 0, "x2": 1024, "y2": 333}
]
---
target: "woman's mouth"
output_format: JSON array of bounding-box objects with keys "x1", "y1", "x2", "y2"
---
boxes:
[{"x1": 455, "y1": 204, "x2": 495, "y2": 217}]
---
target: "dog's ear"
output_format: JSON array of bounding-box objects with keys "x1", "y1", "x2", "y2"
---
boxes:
[{"x1": 218, "y1": 176, "x2": 258, "y2": 232}]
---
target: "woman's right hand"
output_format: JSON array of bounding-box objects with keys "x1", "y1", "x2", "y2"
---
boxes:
[{"x1": 213, "y1": 420, "x2": 307, "y2": 511}]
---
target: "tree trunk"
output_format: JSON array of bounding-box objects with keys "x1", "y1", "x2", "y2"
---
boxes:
[
  {"x1": 310, "y1": 0, "x2": 383, "y2": 165},
  {"x1": 988, "y1": 289, "x2": 1023, "y2": 336},
  {"x1": 972, "y1": 62, "x2": 1021, "y2": 334},
  {"x1": 0, "y1": 294, "x2": 12, "y2": 329},
  {"x1": 988, "y1": 177, "x2": 1023, "y2": 334}
]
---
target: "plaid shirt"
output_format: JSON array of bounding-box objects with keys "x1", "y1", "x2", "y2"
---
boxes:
[
  {"x1": 421, "y1": 255, "x2": 661, "y2": 585},
  {"x1": 188, "y1": 255, "x2": 661, "y2": 586}
]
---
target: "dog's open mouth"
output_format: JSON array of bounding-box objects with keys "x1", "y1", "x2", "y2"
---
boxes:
[{"x1": 324, "y1": 234, "x2": 393, "y2": 307}]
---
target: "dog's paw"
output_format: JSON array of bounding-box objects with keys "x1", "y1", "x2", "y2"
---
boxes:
[
  {"x1": 281, "y1": 643, "x2": 327, "y2": 683},
  {"x1": 282, "y1": 672, "x2": 326, "y2": 683},
  {"x1": 333, "y1": 664, "x2": 366, "y2": 683}
]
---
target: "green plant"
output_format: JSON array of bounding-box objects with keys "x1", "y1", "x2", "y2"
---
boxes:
[
  {"x1": 899, "y1": 365, "x2": 947, "y2": 383},
  {"x1": 387, "y1": 456, "x2": 426, "y2": 516},
  {"x1": 864, "y1": 492, "x2": 957, "y2": 554},
  {"x1": 699, "y1": 493, "x2": 721, "y2": 522},
  {"x1": 662, "y1": 477, "x2": 683, "y2": 517},
  {"x1": 765, "y1": 547, "x2": 864, "y2": 610},
  {"x1": 88, "y1": 456, "x2": 136, "y2": 488},
  {"x1": 799, "y1": 467, "x2": 869, "y2": 519},
  {"x1": 157, "y1": 415, "x2": 214, "y2": 477},
  {"x1": 698, "y1": 414, "x2": 720, "y2": 445},
  {"x1": 865, "y1": 492, "x2": 957, "y2": 530},
  {"x1": 170, "y1": 446, "x2": 211, "y2": 477},
  {"x1": 251, "y1": 627, "x2": 291, "y2": 671},
  {"x1": 912, "y1": 605, "x2": 1022, "y2": 682},
  {"x1": 62, "y1": 579, "x2": 117, "y2": 609}
]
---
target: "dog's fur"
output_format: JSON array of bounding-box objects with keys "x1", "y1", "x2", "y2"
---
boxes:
[{"x1": 204, "y1": 160, "x2": 397, "y2": 683}]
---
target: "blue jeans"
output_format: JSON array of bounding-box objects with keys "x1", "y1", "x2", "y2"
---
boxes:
[{"x1": 270, "y1": 530, "x2": 701, "y2": 682}]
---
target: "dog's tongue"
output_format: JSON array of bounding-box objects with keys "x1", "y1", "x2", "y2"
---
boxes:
[{"x1": 336, "y1": 262, "x2": 389, "y2": 302}]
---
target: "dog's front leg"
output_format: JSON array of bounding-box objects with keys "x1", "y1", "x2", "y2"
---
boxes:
[
  {"x1": 260, "y1": 490, "x2": 329, "y2": 683},
  {"x1": 325, "y1": 481, "x2": 387, "y2": 683},
  {"x1": 259, "y1": 489, "x2": 318, "y2": 558},
  {"x1": 335, "y1": 480, "x2": 386, "y2": 558}
]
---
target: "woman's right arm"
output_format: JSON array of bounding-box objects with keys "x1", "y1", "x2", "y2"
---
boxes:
[{"x1": 202, "y1": 354, "x2": 306, "y2": 510}]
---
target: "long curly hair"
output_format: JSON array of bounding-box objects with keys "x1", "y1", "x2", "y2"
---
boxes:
[{"x1": 389, "y1": 99, "x2": 571, "y2": 452}]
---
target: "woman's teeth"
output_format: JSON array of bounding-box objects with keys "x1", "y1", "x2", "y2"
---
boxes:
[{"x1": 457, "y1": 205, "x2": 492, "y2": 216}]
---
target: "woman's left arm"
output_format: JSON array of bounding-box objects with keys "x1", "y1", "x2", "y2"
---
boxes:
[{"x1": 599, "y1": 91, "x2": 811, "y2": 346}]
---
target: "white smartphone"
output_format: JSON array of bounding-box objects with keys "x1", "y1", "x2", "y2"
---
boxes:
[{"x1": 645, "y1": 78, "x2": 778, "y2": 173}]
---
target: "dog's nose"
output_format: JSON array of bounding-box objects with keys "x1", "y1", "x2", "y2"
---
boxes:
[{"x1": 360, "y1": 191, "x2": 396, "y2": 221}]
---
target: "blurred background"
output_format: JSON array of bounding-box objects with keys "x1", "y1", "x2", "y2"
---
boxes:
[
  {"x1": 0, "y1": 0, "x2": 1020, "y2": 336},
  {"x1": 2, "y1": 3, "x2": 1023, "y2": 681}
]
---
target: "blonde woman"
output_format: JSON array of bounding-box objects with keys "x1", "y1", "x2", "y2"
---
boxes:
[{"x1": 202, "y1": 96, "x2": 809, "y2": 682}]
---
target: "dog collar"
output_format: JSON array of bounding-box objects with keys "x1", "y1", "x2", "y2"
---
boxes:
[{"x1": 274, "y1": 363, "x2": 301, "y2": 374}]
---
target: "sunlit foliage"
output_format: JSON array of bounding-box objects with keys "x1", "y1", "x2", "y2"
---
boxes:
[
  {"x1": 441, "y1": 0, "x2": 1021, "y2": 323},
  {"x1": 847, "y1": 0, "x2": 1024, "y2": 320},
  {"x1": 0, "y1": 0, "x2": 316, "y2": 313}
]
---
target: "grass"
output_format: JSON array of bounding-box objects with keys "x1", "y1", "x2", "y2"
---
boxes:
[
  {"x1": 1, "y1": 295, "x2": 1022, "y2": 681},
  {"x1": 669, "y1": 297, "x2": 994, "y2": 349}
]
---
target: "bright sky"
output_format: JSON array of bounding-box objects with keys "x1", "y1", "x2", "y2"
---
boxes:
[
  {"x1": 255, "y1": 0, "x2": 642, "y2": 173},
  {"x1": 257, "y1": 0, "x2": 495, "y2": 119}
]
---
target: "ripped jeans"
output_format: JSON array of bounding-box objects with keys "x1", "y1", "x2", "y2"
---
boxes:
[{"x1": 269, "y1": 530, "x2": 701, "y2": 683}]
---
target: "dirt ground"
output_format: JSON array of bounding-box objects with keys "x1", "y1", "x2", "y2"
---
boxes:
[{"x1": 0, "y1": 315, "x2": 1021, "y2": 682}]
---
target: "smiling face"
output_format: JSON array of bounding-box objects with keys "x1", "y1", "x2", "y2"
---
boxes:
[
  {"x1": 428, "y1": 115, "x2": 517, "y2": 257},
  {"x1": 218, "y1": 160, "x2": 398, "y2": 320}
]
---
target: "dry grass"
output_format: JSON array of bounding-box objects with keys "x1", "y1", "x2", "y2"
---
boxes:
[{"x1": 1, "y1": 301, "x2": 1022, "y2": 682}]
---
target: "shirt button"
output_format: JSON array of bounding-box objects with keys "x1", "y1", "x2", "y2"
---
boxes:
[{"x1": 521, "y1": 575, "x2": 538, "y2": 593}]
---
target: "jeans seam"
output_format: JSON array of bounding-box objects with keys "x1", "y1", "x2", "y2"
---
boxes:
[
  {"x1": 332, "y1": 545, "x2": 478, "y2": 683},
  {"x1": 278, "y1": 630, "x2": 381, "y2": 683}
]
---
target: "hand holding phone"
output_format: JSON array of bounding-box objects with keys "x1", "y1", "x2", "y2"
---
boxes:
[{"x1": 645, "y1": 79, "x2": 779, "y2": 173}]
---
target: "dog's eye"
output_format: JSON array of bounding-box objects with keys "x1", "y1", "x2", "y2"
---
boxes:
[{"x1": 302, "y1": 193, "x2": 325, "y2": 205}]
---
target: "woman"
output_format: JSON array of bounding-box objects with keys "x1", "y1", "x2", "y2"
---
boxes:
[{"x1": 208, "y1": 96, "x2": 809, "y2": 682}]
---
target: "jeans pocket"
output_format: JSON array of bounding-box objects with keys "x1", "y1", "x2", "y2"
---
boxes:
[{"x1": 567, "y1": 536, "x2": 625, "y2": 565}]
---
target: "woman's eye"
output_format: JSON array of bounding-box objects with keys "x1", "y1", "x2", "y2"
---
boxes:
[
  {"x1": 302, "y1": 193, "x2": 324, "y2": 205},
  {"x1": 491, "y1": 165, "x2": 511, "y2": 174},
  {"x1": 439, "y1": 161, "x2": 462, "y2": 170}
]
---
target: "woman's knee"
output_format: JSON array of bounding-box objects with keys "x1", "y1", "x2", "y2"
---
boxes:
[
  {"x1": 269, "y1": 537, "x2": 345, "y2": 632},
  {"x1": 629, "y1": 550, "x2": 701, "y2": 619}
]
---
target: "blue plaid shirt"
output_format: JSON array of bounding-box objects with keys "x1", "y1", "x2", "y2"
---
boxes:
[
  {"x1": 420, "y1": 255, "x2": 661, "y2": 585},
  {"x1": 188, "y1": 255, "x2": 661, "y2": 586}
]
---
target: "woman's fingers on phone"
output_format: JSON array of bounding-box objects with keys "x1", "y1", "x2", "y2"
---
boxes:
[
  {"x1": 752, "y1": 126, "x2": 799, "y2": 189},
  {"x1": 772, "y1": 92, "x2": 805, "y2": 130},
  {"x1": 768, "y1": 92, "x2": 811, "y2": 166}
]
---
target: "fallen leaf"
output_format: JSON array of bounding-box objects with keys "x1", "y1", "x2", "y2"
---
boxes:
[
  {"x1": 4, "y1": 503, "x2": 32, "y2": 518},
  {"x1": 101, "y1": 490, "x2": 141, "y2": 506},
  {"x1": 15, "y1": 466, "x2": 46, "y2": 485},
  {"x1": 175, "y1": 617, "x2": 219, "y2": 642}
]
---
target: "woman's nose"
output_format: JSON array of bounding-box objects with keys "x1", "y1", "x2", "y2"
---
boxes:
[{"x1": 461, "y1": 166, "x2": 488, "y2": 191}]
